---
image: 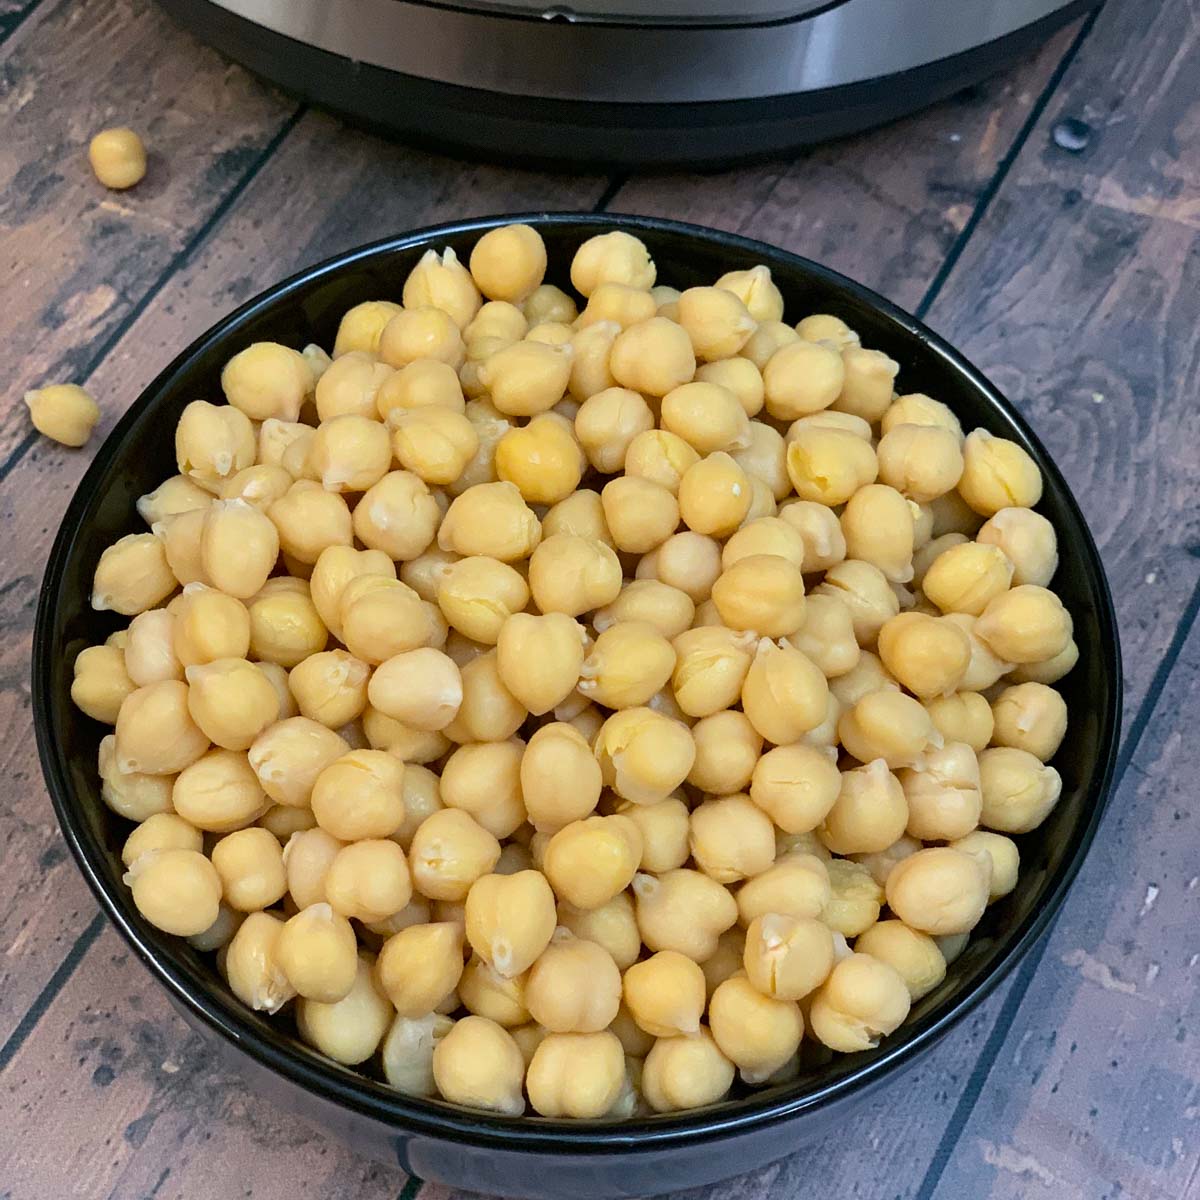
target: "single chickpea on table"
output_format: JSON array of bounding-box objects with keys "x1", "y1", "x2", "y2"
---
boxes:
[{"x1": 71, "y1": 221, "x2": 1074, "y2": 1120}]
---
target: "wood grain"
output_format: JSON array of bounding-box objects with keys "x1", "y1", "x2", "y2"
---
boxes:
[
  {"x1": 608, "y1": 28, "x2": 1077, "y2": 314},
  {"x1": 0, "y1": 0, "x2": 294, "y2": 464}
]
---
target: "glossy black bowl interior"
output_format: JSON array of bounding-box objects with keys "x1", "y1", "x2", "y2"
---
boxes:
[{"x1": 34, "y1": 214, "x2": 1121, "y2": 1174}]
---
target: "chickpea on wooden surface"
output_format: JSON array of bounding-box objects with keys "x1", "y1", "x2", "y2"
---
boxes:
[{"x1": 74, "y1": 223, "x2": 1075, "y2": 1121}]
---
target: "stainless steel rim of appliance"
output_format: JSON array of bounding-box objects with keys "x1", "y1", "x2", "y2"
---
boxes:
[{"x1": 206, "y1": 0, "x2": 1080, "y2": 105}]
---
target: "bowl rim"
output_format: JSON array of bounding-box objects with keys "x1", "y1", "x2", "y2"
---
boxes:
[{"x1": 34, "y1": 210, "x2": 1122, "y2": 1152}]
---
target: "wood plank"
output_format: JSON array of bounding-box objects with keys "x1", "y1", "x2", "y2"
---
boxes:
[
  {"x1": 608, "y1": 26, "x2": 1078, "y2": 313},
  {"x1": 0, "y1": 0, "x2": 294, "y2": 462},
  {"x1": 0, "y1": 922, "x2": 411, "y2": 1199},
  {"x1": 0, "y1": 108, "x2": 607, "y2": 1039},
  {"x1": 928, "y1": 617, "x2": 1200, "y2": 1200}
]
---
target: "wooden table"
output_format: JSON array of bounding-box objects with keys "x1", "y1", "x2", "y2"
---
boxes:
[{"x1": 2, "y1": 0, "x2": 1197, "y2": 1196}]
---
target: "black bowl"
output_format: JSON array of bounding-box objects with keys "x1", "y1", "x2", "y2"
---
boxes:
[{"x1": 34, "y1": 214, "x2": 1121, "y2": 1199}]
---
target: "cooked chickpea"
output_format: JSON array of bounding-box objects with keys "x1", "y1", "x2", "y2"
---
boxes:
[
  {"x1": 822, "y1": 857, "x2": 884, "y2": 937},
  {"x1": 854, "y1": 921, "x2": 946, "y2": 1001},
  {"x1": 526, "y1": 1031, "x2": 625, "y2": 1119},
  {"x1": 761, "y1": 340, "x2": 844, "y2": 420},
  {"x1": 922, "y1": 541, "x2": 1014, "y2": 617},
  {"x1": 924, "y1": 691, "x2": 994, "y2": 753},
  {"x1": 123, "y1": 846, "x2": 220, "y2": 936},
  {"x1": 812, "y1": 560, "x2": 898, "y2": 647},
  {"x1": 72, "y1": 644, "x2": 136, "y2": 725},
  {"x1": 748, "y1": 743, "x2": 840, "y2": 834},
  {"x1": 170, "y1": 747, "x2": 266, "y2": 833},
  {"x1": 296, "y1": 951, "x2": 393, "y2": 1066},
  {"x1": 175, "y1": 401, "x2": 256, "y2": 493},
  {"x1": 594, "y1": 580, "x2": 694, "y2": 640},
  {"x1": 121, "y1": 811, "x2": 202, "y2": 868},
  {"x1": 709, "y1": 974, "x2": 804, "y2": 1084},
  {"x1": 367, "y1": 647, "x2": 462, "y2": 733},
  {"x1": 976, "y1": 584, "x2": 1071, "y2": 664},
  {"x1": 272, "y1": 901, "x2": 360, "y2": 1002},
  {"x1": 838, "y1": 689, "x2": 938, "y2": 769},
  {"x1": 878, "y1": 391, "x2": 961, "y2": 439},
  {"x1": 526, "y1": 533, "x2": 620, "y2": 616},
  {"x1": 285, "y1": 649, "x2": 369, "y2": 729},
  {"x1": 381, "y1": 1011, "x2": 454, "y2": 1097},
  {"x1": 524, "y1": 930, "x2": 621, "y2": 1033},
  {"x1": 710, "y1": 264, "x2": 781, "y2": 322},
  {"x1": 642, "y1": 1028, "x2": 734, "y2": 1113},
  {"x1": 874, "y1": 611, "x2": 971, "y2": 700},
  {"x1": 688, "y1": 711, "x2": 761, "y2": 795},
  {"x1": 403, "y1": 246, "x2": 481, "y2": 329},
  {"x1": 688, "y1": 793, "x2": 773, "y2": 884},
  {"x1": 493, "y1": 412, "x2": 584, "y2": 504},
  {"x1": 632, "y1": 868, "x2": 737, "y2": 961},
  {"x1": 976, "y1": 506, "x2": 1058, "y2": 588},
  {"x1": 520, "y1": 724, "x2": 602, "y2": 834},
  {"x1": 437, "y1": 482, "x2": 539, "y2": 563},
  {"x1": 839, "y1": 485, "x2": 916, "y2": 585},
  {"x1": 741, "y1": 637, "x2": 829, "y2": 745},
  {"x1": 711, "y1": 553, "x2": 806, "y2": 638},
  {"x1": 433, "y1": 555, "x2": 527, "y2": 646},
  {"x1": 308, "y1": 748, "x2": 405, "y2": 841},
  {"x1": 579, "y1": 621, "x2": 675, "y2": 710},
  {"x1": 90, "y1": 531, "x2": 176, "y2": 616},
  {"x1": 595, "y1": 476, "x2": 678, "y2": 555},
  {"x1": 594, "y1": 708, "x2": 696, "y2": 806},
  {"x1": 1008, "y1": 637, "x2": 1079, "y2": 685},
  {"x1": 743, "y1": 913, "x2": 834, "y2": 1001},
  {"x1": 362, "y1": 707, "x2": 450, "y2": 763},
  {"x1": 306, "y1": 545, "x2": 391, "y2": 640},
  {"x1": 609, "y1": 317, "x2": 695, "y2": 398},
  {"x1": 794, "y1": 312, "x2": 857, "y2": 347},
  {"x1": 690, "y1": 362, "x2": 763, "y2": 425},
  {"x1": 671, "y1": 626, "x2": 756, "y2": 717},
  {"x1": 475, "y1": 340, "x2": 571, "y2": 417},
  {"x1": 677, "y1": 452, "x2": 751, "y2": 538},
  {"x1": 808, "y1": 952, "x2": 911, "y2": 1052},
  {"x1": 97, "y1": 734, "x2": 172, "y2": 821},
  {"x1": 521, "y1": 282, "x2": 577, "y2": 326},
  {"x1": 777, "y1": 500, "x2": 846, "y2": 573},
  {"x1": 886, "y1": 846, "x2": 991, "y2": 936},
  {"x1": 439, "y1": 739, "x2": 525, "y2": 835},
  {"x1": 570, "y1": 231, "x2": 655, "y2": 297},
  {"x1": 433, "y1": 1015, "x2": 525, "y2": 1115},
  {"x1": 786, "y1": 426, "x2": 877, "y2": 508},
  {"x1": 351, "y1": 472, "x2": 440, "y2": 563},
  {"x1": 541, "y1": 814, "x2": 642, "y2": 910},
  {"x1": 556, "y1": 894, "x2": 640, "y2": 973},
  {"x1": 25, "y1": 382, "x2": 101, "y2": 447},
  {"x1": 137, "y1": 475, "x2": 212, "y2": 527},
  {"x1": 376, "y1": 358, "x2": 465, "y2": 423},
  {"x1": 818, "y1": 759, "x2": 908, "y2": 856},
  {"x1": 218, "y1": 342, "x2": 312, "y2": 424},
  {"x1": 207, "y1": 826, "x2": 286, "y2": 913},
  {"x1": 495, "y1": 612, "x2": 586, "y2": 715},
  {"x1": 466, "y1": 224, "x2": 547, "y2": 303},
  {"x1": 376, "y1": 920, "x2": 464, "y2": 1017},
  {"x1": 896, "y1": 741, "x2": 981, "y2": 842},
  {"x1": 409, "y1": 809, "x2": 501, "y2": 901},
  {"x1": 740, "y1": 319, "x2": 799, "y2": 370},
  {"x1": 978, "y1": 746, "x2": 1062, "y2": 833},
  {"x1": 673, "y1": 286, "x2": 756, "y2": 360},
  {"x1": 827, "y1": 649, "x2": 899, "y2": 709},
  {"x1": 874, "y1": 424, "x2": 963, "y2": 506},
  {"x1": 642, "y1": 532, "x2": 723, "y2": 604},
  {"x1": 958, "y1": 429, "x2": 1043, "y2": 516},
  {"x1": 622, "y1": 431, "x2": 699, "y2": 499},
  {"x1": 321, "y1": 839, "x2": 413, "y2": 924},
  {"x1": 181, "y1": 657, "x2": 278, "y2": 751},
  {"x1": 221, "y1": 910, "x2": 295, "y2": 1012},
  {"x1": 114, "y1": 678, "x2": 210, "y2": 776},
  {"x1": 737, "y1": 853, "x2": 830, "y2": 927},
  {"x1": 991, "y1": 681, "x2": 1068, "y2": 761},
  {"x1": 785, "y1": 595, "x2": 858, "y2": 682},
  {"x1": 331, "y1": 301, "x2": 402, "y2": 358},
  {"x1": 259, "y1": 803, "x2": 317, "y2": 841},
  {"x1": 310, "y1": 352, "x2": 391, "y2": 422},
  {"x1": 88, "y1": 126, "x2": 147, "y2": 188},
  {"x1": 622, "y1": 949, "x2": 705, "y2": 1038},
  {"x1": 950, "y1": 830, "x2": 1020, "y2": 901},
  {"x1": 577, "y1": 281, "x2": 656, "y2": 330},
  {"x1": 458, "y1": 954, "x2": 529, "y2": 1026},
  {"x1": 465, "y1": 870, "x2": 557, "y2": 978}
]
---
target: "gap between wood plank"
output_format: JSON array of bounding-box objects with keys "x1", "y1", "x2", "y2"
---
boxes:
[
  {"x1": 911, "y1": 566, "x2": 1200, "y2": 1200},
  {"x1": 915, "y1": 4, "x2": 1104, "y2": 320}
]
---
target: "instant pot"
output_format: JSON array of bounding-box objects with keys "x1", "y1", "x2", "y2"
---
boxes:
[{"x1": 159, "y1": 0, "x2": 1092, "y2": 166}]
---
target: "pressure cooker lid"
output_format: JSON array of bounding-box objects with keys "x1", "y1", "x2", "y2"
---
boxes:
[{"x1": 415, "y1": 0, "x2": 835, "y2": 25}]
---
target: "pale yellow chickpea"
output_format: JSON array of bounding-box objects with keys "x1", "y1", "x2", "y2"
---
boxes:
[
  {"x1": 526, "y1": 1031, "x2": 626, "y2": 1119},
  {"x1": 641, "y1": 531, "x2": 723, "y2": 604},
  {"x1": 880, "y1": 392, "x2": 962, "y2": 440},
  {"x1": 25, "y1": 383, "x2": 101, "y2": 447},
  {"x1": 124, "y1": 846, "x2": 221, "y2": 937},
  {"x1": 670, "y1": 626, "x2": 757, "y2": 717},
  {"x1": 197, "y1": 499, "x2": 279, "y2": 601},
  {"x1": 787, "y1": 593, "x2": 859, "y2": 681},
  {"x1": 976, "y1": 584, "x2": 1072, "y2": 664},
  {"x1": 578, "y1": 621, "x2": 675, "y2": 710},
  {"x1": 385, "y1": 762, "x2": 444, "y2": 851},
  {"x1": 875, "y1": 611, "x2": 972, "y2": 700},
  {"x1": 477, "y1": 340, "x2": 572, "y2": 417},
  {"x1": 260, "y1": 803, "x2": 317, "y2": 842},
  {"x1": 612, "y1": 794, "x2": 686, "y2": 873},
  {"x1": 740, "y1": 319, "x2": 799, "y2": 370},
  {"x1": 465, "y1": 870, "x2": 558, "y2": 978},
  {"x1": 381, "y1": 1011, "x2": 455, "y2": 1097},
  {"x1": 922, "y1": 541, "x2": 1014, "y2": 616},
  {"x1": 710, "y1": 973, "x2": 804, "y2": 1084},
  {"x1": 362, "y1": 706, "x2": 450, "y2": 764},
  {"x1": 493, "y1": 412, "x2": 584, "y2": 505},
  {"x1": 188, "y1": 902, "x2": 246, "y2": 953},
  {"x1": 403, "y1": 246, "x2": 481, "y2": 329},
  {"x1": 264, "y1": 480, "x2": 352, "y2": 567},
  {"x1": 957, "y1": 429, "x2": 1043, "y2": 516},
  {"x1": 674, "y1": 286, "x2": 756, "y2": 361},
  {"x1": 458, "y1": 954, "x2": 529, "y2": 1026},
  {"x1": 911, "y1": 532, "x2": 968, "y2": 591},
  {"x1": 322, "y1": 838, "x2": 413, "y2": 923},
  {"x1": 90, "y1": 532, "x2": 175, "y2": 617},
  {"x1": 376, "y1": 921, "x2": 464, "y2": 1016},
  {"x1": 688, "y1": 711, "x2": 761, "y2": 795},
  {"x1": 570, "y1": 231, "x2": 655, "y2": 296},
  {"x1": 838, "y1": 689, "x2": 939, "y2": 769},
  {"x1": 829, "y1": 348, "x2": 896, "y2": 423},
  {"x1": 875, "y1": 423, "x2": 964, "y2": 505},
  {"x1": 220, "y1": 342, "x2": 312, "y2": 423},
  {"x1": 741, "y1": 637, "x2": 829, "y2": 745},
  {"x1": 886, "y1": 846, "x2": 992, "y2": 936},
  {"x1": 244, "y1": 580, "x2": 328, "y2": 669},
  {"x1": 838, "y1": 484, "x2": 916, "y2": 585},
  {"x1": 209, "y1": 826, "x2": 286, "y2": 912},
  {"x1": 609, "y1": 317, "x2": 696, "y2": 398},
  {"x1": 175, "y1": 400, "x2": 256, "y2": 492},
  {"x1": 296, "y1": 951, "x2": 393, "y2": 1066},
  {"x1": 622, "y1": 949, "x2": 705, "y2": 1038},
  {"x1": 711, "y1": 553, "x2": 807, "y2": 639},
  {"x1": 818, "y1": 759, "x2": 908, "y2": 856},
  {"x1": 594, "y1": 708, "x2": 696, "y2": 807},
  {"x1": 827, "y1": 648, "x2": 899, "y2": 709},
  {"x1": 790, "y1": 409, "x2": 874, "y2": 441},
  {"x1": 434, "y1": 555, "x2": 529, "y2": 646},
  {"x1": 222, "y1": 910, "x2": 295, "y2": 1011},
  {"x1": 562, "y1": 319, "x2": 616, "y2": 402},
  {"x1": 623, "y1": 430, "x2": 700, "y2": 498},
  {"x1": 641, "y1": 1028, "x2": 734, "y2": 1113},
  {"x1": 439, "y1": 652, "x2": 523, "y2": 745},
  {"x1": 288, "y1": 649, "x2": 370, "y2": 729},
  {"x1": 439, "y1": 739, "x2": 526, "y2": 836},
  {"x1": 795, "y1": 312, "x2": 858, "y2": 348},
  {"x1": 570, "y1": 387, "x2": 653, "y2": 474},
  {"x1": 950, "y1": 830, "x2": 1020, "y2": 901},
  {"x1": 495, "y1": 612, "x2": 587, "y2": 715},
  {"x1": 785, "y1": 425, "x2": 878, "y2": 507},
  {"x1": 433, "y1": 1015, "x2": 526, "y2": 1115},
  {"x1": 97, "y1": 735, "x2": 173, "y2": 821},
  {"x1": 526, "y1": 533, "x2": 621, "y2": 616},
  {"x1": 737, "y1": 853, "x2": 830, "y2": 927},
  {"x1": 137, "y1": 474, "x2": 213, "y2": 527},
  {"x1": 114, "y1": 678, "x2": 211, "y2": 776},
  {"x1": 525, "y1": 930, "x2": 622, "y2": 1033},
  {"x1": 88, "y1": 126, "x2": 146, "y2": 188},
  {"x1": 409, "y1": 808, "x2": 501, "y2": 901},
  {"x1": 924, "y1": 691, "x2": 994, "y2": 753},
  {"x1": 777, "y1": 500, "x2": 846, "y2": 573},
  {"x1": 978, "y1": 746, "x2": 1062, "y2": 833},
  {"x1": 761, "y1": 339, "x2": 845, "y2": 421},
  {"x1": 854, "y1": 920, "x2": 946, "y2": 1001},
  {"x1": 71, "y1": 644, "x2": 136, "y2": 724},
  {"x1": 338, "y1": 578, "x2": 432, "y2": 665},
  {"x1": 936, "y1": 612, "x2": 1009, "y2": 691},
  {"x1": 527, "y1": 322, "x2": 574, "y2": 349},
  {"x1": 524, "y1": 284, "x2": 578, "y2": 326},
  {"x1": 594, "y1": 580, "x2": 695, "y2": 640},
  {"x1": 814, "y1": 559, "x2": 900, "y2": 647},
  {"x1": 467, "y1": 224, "x2": 546, "y2": 303},
  {"x1": 713, "y1": 264, "x2": 783, "y2": 322},
  {"x1": 976, "y1": 506, "x2": 1058, "y2": 588},
  {"x1": 541, "y1": 814, "x2": 642, "y2": 910},
  {"x1": 632, "y1": 868, "x2": 738, "y2": 961},
  {"x1": 689, "y1": 793, "x2": 775, "y2": 884},
  {"x1": 333, "y1": 301, "x2": 402, "y2": 358},
  {"x1": 597, "y1": 476, "x2": 679, "y2": 555},
  {"x1": 899, "y1": 741, "x2": 982, "y2": 842},
  {"x1": 438, "y1": 481, "x2": 541, "y2": 562},
  {"x1": 121, "y1": 811, "x2": 203, "y2": 868},
  {"x1": 696, "y1": 358, "x2": 765, "y2": 420},
  {"x1": 221, "y1": 460, "x2": 294, "y2": 510},
  {"x1": 351, "y1": 470, "x2": 440, "y2": 562},
  {"x1": 376, "y1": 357, "x2": 466, "y2": 422},
  {"x1": 578, "y1": 282, "x2": 658, "y2": 330},
  {"x1": 313, "y1": 352, "x2": 393, "y2": 421},
  {"x1": 822, "y1": 857, "x2": 885, "y2": 937},
  {"x1": 309, "y1": 748, "x2": 405, "y2": 841},
  {"x1": 1008, "y1": 637, "x2": 1079, "y2": 685},
  {"x1": 297, "y1": 547, "x2": 380, "y2": 637},
  {"x1": 557, "y1": 893, "x2": 641, "y2": 972},
  {"x1": 520, "y1": 724, "x2": 602, "y2": 834},
  {"x1": 677, "y1": 452, "x2": 751, "y2": 538},
  {"x1": 748, "y1": 743, "x2": 840, "y2": 834},
  {"x1": 991, "y1": 682, "x2": 1067, "y2": 761},
  {"x1": 273, "y1": 901, "x2": 360, "y2": 1002},
  {"x1": 743, "y1": 913, "x2": 834, "y2": 1001},
  {"x1": 808, "y1": 952, "x2": 911, "y2": 1052},
  {"x1": 368, "y1": 648, "x2": 462, "y2": 732}
]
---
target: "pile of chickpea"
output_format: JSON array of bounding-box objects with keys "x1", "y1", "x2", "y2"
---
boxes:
[{"x1": 70, "y1": 224, "x2": 1074, "y2": 1120}]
